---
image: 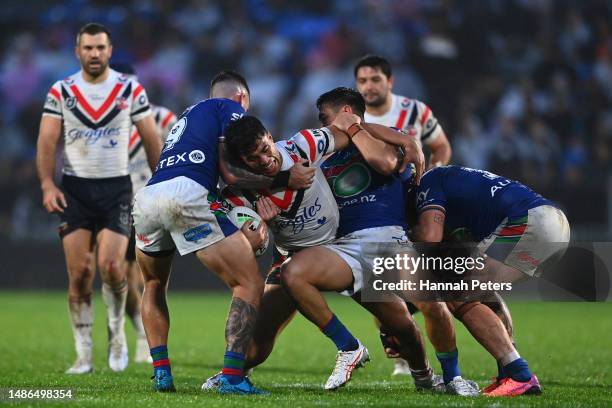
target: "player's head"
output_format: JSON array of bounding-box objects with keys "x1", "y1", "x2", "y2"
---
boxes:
[
  {"x1": 109, "y1": 62, "x2": 137, "y2": 81},
  {"x1": 224, "y1": 116, "x2": 281, "y2": 177},
  {"x1": 75, "y1": 23, "x2": 112, "y2": 78},
  {"x1": 354, "y1": 55, "x2": 393, "y2": 108},
  {"x1": 210, "y1": 71, "x2": 250, "y2": 111},
  {"x1": 316, "y1": 87, "x2": 366, "y2": 127}
]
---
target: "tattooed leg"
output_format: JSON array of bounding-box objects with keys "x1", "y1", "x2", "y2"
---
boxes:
[{"x1": 226, "y1": 297, "x2": 258, "y2": 354}]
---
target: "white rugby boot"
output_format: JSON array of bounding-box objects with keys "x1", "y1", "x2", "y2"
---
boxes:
[
  {"x1": 324, "y1": 341, "x2": 370, "y2": 390},
  {"x1": 446, "y1": 376, "x2": 480, "y2": 396}
]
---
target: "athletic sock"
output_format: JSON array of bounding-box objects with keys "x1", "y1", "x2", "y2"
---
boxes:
[
  {"x1": 221, "y1": 351, "x2": 245, "y2": 385},
  {"x1": 102, "y1": 280, "x2": 128, "y2": 338},
  {"x1": 436, "y1": 349, "x2": 461, "y2": 384},
  {"x1": 496, "y1": 342, "x2": 517, "y2": 380},
  {"x1": 150, "y1": 345, "x2": 171, "y2": 375},
  {"x1": 320, "y1": 314, "x2": 359, "y2": 351},
  {"x1": 500, "y1": 349, "x2": 531, "y2": 382},
  {"x1": 68, "y1": 294, "x2": 93, "y2": 361}
]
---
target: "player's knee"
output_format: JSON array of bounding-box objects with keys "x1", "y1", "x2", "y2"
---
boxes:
[
  {"x1": 98, "y1": 258, "x2": 125, "y2": 282},
  {"x1": 279, "y1": 261, "x2": 307, "y2": 290},
  {"x1": 418, "y1": 302, "x2": 451, "y2": 322}
]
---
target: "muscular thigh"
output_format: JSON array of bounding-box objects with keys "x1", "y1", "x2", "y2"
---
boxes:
[
  {"x1": 62, "y1": 228, "x2": 95, "y2": 276},
  {"x1": 284, "y1": 246, "x2": 354, "y2": 291}
]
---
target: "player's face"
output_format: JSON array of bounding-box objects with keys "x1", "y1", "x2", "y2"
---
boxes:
[
  {"x1": 242, "y1": 133, "x2": 282, "y2": 177},
  {"x1": 318, "y1": 104, "x2": 346, "y2": 127},
  {"x1": 355, "y1": 66, "x2": 393, "y2": 107},
  {"x1": 76, "y1": 33, "x2": 112, "y2": 78}
]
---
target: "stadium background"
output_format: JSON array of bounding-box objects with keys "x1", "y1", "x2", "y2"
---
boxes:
[{"x1": 0, "y1": 0, "x2": 611, "y2": 290}]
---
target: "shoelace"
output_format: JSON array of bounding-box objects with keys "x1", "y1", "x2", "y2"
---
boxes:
[{"x1": 331, "y1": 351, "x2": 355, "y2": 377}]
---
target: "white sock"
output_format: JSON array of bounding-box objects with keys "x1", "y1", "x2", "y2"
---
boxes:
[
  {"x1": 131, "y1": 311, "x2": 146, "y2": 338},
  {"x1": 68, "y1": 295, "x2": 93, "y2": 361},
  {"x1": 102, "y1": 280, "x2": 128, "y2": 338},
  {"x1": 500, "y1": 350, "x2": 521, "y2": 366}
]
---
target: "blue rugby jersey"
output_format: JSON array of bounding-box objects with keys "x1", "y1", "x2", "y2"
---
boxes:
[
  {"x1": 148, "y1": 98, "x2": 244, "y2": 191},
  {"x1": 415, "y1": 166, "x2": 552, "y2": 241},
  {"x1": 321, "y1": 144, "x2": 407, "y2": 237}
]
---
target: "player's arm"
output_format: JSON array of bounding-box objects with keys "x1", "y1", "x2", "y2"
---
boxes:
[
  {"x1": 134, "y1": 115, "x2": 162, "y2": 171},
  {"x1": 412, "y1": 209, "x2": 445, "y2": 243},
  {"x1": 328, "y1": 113, "x2": 400, "y2": 176},
  {"x1": 219, "y1": 140, "x2": 315, "y2": 190},
  {"x1": 363, "y1": 123, "x2": 425, "y2": 183},
  {"x1": 426, "y1": 130, "x2": 451, "y2": 169},
  {"x1": 36, "y1": 116, "x2": 67, "y2": 213}
]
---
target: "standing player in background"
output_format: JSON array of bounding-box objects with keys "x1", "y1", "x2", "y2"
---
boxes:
[
  {"x1": 36, "y1": 23, "x2": 162, "y2": 374},
  {"x1": 355, "y1": 55, "x2": 451, "y2": 169},
  {"x1": 355, "y1": 54, "x2": 452, "y2": 375},
  {"x1": 110, "y1": 63, "x2": 177, "y2": 364}
]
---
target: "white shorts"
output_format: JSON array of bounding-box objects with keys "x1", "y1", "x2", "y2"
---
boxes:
[
  {"x1": 324, "y1": 226, "x2": 414, "y2": 296},
  {"x1": 478, "y1": 205, "x2": 570, "y2": 277},
  {"x1": 132, "y1": 176, "x2": 238, "y2": 256}
]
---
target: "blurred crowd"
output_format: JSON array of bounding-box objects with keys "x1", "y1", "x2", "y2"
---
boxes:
[{"x1": 0, "y1": 0, "x2": 610, "y2": 241}]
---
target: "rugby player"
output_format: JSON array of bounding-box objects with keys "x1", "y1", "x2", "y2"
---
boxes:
[
  {"x1": 355, "y1": 54, "x2": 453, "y2": 375},
  {"x1": 110, "y1": 62, "x2": 177, "y2": 364},
  {"x1": 202, "y1": 94, "x2": 444, "y2": 392},
  {"x1": 411, "y1": 165, "x2": 571, "y2": 396},
  {"x1": 355, "y1": 55, "x2": 451, "y2": 170},
  {"x1": 132, "y1": 71, "x2": 276, "y2": 394},
  {"x1": 279, "y1": 88, "x2": 478, "y2": 395},
  {"x1": 36, "y1": 23, "x2": 162, "y2": 374}
]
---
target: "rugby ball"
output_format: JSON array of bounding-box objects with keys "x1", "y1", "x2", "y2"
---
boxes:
[{"x1": 228, "y1": 206, "x2": 269, "y2": 256}]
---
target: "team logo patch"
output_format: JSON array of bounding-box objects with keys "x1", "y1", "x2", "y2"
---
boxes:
[
  {"x1": 189, "y1": 149, "x2": 205, "y2": 163},
  {"x1": 163, "y1": 117, "x2": 187, "y2": 152},
  {"x1": 183, "y1": 224, "x2": 212, "y2": 242},
  {"x1": 332, "y1": 163, "x2": 371, "y2": 198},
  {"x1": 401, "y1": 98, "x2": 410, "y2": 108},
  {"x1": 65, "y1": 97, "x2": 77, "y2": 110}
]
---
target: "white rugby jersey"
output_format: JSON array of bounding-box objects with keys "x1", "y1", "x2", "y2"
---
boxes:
[
  {"x1": 128, "y1": 105, "x2": 177, "y2": 193},
  {"x1": 364, "y1": 93, "x2": 443, "y2": 148},
  {"x1": 42, "y1": 69, "x2": 152, "y2": 178},
  {"x1": 223, "y1": 127, "x2": 339, "y2": 253}
]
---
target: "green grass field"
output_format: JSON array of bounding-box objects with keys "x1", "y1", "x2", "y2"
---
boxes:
[{"x1": 1, "y1": 291, "x2": 610, "y2": 407}]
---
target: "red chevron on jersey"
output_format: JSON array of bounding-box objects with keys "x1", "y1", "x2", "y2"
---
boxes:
[
  {"x1": 70, "y1": 82, "x2": 123, "y2": 121},
  {"x1": 48, "y1": 87, "x2": 61, "y2": 101},
  {"x1": 258, "y1": 188, "x2": 295, "y2": 210},
  {"x1": 299, "y1": 130, "x2": 316, "y2": 162},
  {"x1": 395, "y1": 109, "x2": 408, "y2": 129}
]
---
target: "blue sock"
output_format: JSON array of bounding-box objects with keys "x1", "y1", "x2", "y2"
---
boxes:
[
  {"x1": 320, "y1": 315, "x2": 359, "y2": 351},
  {"x1": 503, "y1": 358, "x2": 532, "y2": 382},
  {"x1": 221, "y1": 351, "x2": 245, "y2": 385},
  {"x1": 436, "y1": 349, "x2": 461, "y2": 384},
  {"x1": 150, "y1": 345, "x2": 171, "y2": 375}
]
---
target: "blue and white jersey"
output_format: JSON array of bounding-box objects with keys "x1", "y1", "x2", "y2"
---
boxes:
[
  {"x1": 415, "y1": 166, "x2": 552, "y2": 241},
  {"x1": 148, "y1": 98, "x2": 244, "y2": 191},
  {"x1": 321, "y1": 144, "x2": 407, "y2": 237}
]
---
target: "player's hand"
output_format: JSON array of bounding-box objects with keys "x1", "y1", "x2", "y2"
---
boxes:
[
  {"x1": 288, "y1": 160, "x2": 315, "y2": 190},
  {"x1": 241, "y1": 220, "x2": 268, "y2": 251},
  {"x1": 401, "y1": 136, "x2": 425, "y2": 184},
  {"x1": 332, "y1": 112, "x2": 361, "y2": 133},
  {"x1": 41, "y1": 182, "x2": 67, "y2": 213},
  {"x1": 256, "y1": 197, "x2": 281, "y2": 222}
]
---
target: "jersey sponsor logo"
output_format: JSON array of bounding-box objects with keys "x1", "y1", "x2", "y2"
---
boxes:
[
  {"x1": 332, "y1": 163, "x2": 371, "y2": 198},
  {"x1": 337, "y1": 194, "x2": 377, "y2": 209},
  {"x1": 63, "y1": 77, "x2": 74, "y2": 85},
  {"x1": 490, "y1": 179, "x2": 511, "y2": 197},
  {"x1": 183, "y1": 224, "x2": 212, "y2": 242},
  {"x1": 416, "y1": 188, "x2": 430, "y2": 205},
  {"x1": 66, "y1": 126, "x2": 121, "y2": 145},
  {"x1": 401, "y1": 98, "x2": 410, "y2": 108},
  {"x1": 189, "y1": 149, "x2": 205, "y2": 164},
  {"x1": 138, "y1": 94, "x2": 147, "y2": 105},
  {"x1": 163, "y1": 117, "x2": 187, "y2": 152},
  {"x1": 46, "y1": 96, "x2": 59, "y2": 108},
  {"x1": 231, "y1": 112, "x2": 244, "y2": 121},
  {"x1": 65, "y1": 97, "x2": 77, "y2": 110},
  {"x1": 276, "y1": 196, "x2": 323, "y2": 235}
]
